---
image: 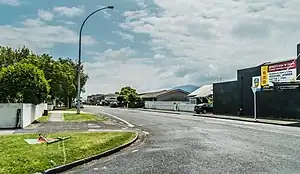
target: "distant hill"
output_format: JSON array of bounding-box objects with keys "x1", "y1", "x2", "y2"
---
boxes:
[{"x1": 171, "y1": 85, "x2": 199, "y2": 93}]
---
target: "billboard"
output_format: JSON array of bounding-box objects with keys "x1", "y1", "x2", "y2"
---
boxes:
[{"x1": 261, "y1": 59, "x2": 297, "y2": 86}]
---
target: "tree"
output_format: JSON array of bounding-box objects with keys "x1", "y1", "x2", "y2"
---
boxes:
[
  {"x1": 0, "y1": 63, "x2": 50, "y2": 105},
  {"x1": 0, "y1": 46, "x2": 31, "y2": 69},
  {"x1": 119, "y1": 86, "x2": 139, "y2": 104}
]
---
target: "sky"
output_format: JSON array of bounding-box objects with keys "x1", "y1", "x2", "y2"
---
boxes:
[{"x1": 0, "y1": 0, "x2": 300, "y2": 97}]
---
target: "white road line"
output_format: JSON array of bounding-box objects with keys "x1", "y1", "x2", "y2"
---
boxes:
[
  {"x1": 131, "y1": 149, "x2": 139, "y2": 153},
  {"x1": 101, "y1": 111, "x2": 135, "y2": 128},
  {"x1": 142, "y1": 131, "x2": 150, "y2": 135}
]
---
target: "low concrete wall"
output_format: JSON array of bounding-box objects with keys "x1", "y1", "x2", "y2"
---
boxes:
[
  {"x1": 47, "y1": 104, "x2": 54, "y2": 111},
  {"x1": 0, "y1": 103, "x2": 23, "y2": 128},
  {"x1": 0, "y1": 103, "x2": 48, "y2": 129},
  {"x1": 145, "y1": 101, "x2": 195, "y2": 112}
]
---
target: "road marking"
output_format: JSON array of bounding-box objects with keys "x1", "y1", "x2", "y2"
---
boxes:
[
  {"x1": 131, "y1": 149, "x2": 139, "y2": 153},
  {"x1": 101, "y1": 111, "x2": 135, "y2": 128},
  {"x1": 142, "y1": 131, "x2": 150, "y2": 135}
]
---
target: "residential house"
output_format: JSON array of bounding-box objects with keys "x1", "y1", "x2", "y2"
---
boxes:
[
  {"x1": 139, "y1": 89, "x2": 189, "y2": 101},
  {"x1": 188, "y1": 84, "x2": 213, "y2": 104}
]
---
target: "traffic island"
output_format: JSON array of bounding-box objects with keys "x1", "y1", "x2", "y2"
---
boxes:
[{"x1": 0, "y1": 132, "x2": 137, "y2": 174}]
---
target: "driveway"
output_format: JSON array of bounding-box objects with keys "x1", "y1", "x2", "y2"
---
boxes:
[{"x1": 65, "y1": 106, "x2": 300, "y2": 174}]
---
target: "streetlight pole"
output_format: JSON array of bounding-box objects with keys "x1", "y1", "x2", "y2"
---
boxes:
[{"x1": 77, "y1": 6, "x2": 114, "y2": 114}]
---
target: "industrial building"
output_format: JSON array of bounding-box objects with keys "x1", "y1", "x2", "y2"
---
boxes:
[{"x1": 213, "y1": 44, "x2": 300, "y2": 119}]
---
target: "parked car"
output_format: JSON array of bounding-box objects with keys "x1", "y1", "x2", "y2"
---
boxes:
[
  {"x1": 194, "y1": 103, "x2": 213, "y2": 114},
  {"x1": 110, "y1": 102, "x2": 118, "y2": 108}
]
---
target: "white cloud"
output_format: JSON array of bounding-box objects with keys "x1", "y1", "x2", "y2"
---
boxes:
[
  {"x1": 53, "y1": 6, "x2": 85, "y2": 18},
  {"x1": 112, "y1": 31, "x2": 134, "y2": 41},
  {"x1": 37, "y1": 9, "x2": 54, "y2": 21},
  {"x1": 113, "y1": 0, "x2": 300, "y2": 91},
  {"x1": 0, "y1": 0, "x2": 20, "y2": 6},
  {"x1": 0, "y1": 18, "x2": 97, "y2": 52}
]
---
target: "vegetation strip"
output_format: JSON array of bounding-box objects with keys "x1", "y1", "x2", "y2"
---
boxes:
[
  {"x1": 0, "y1": 132, "x2": 136, "y2": 174},
  {"x1": 63, "y1": 113, "x2": 107, "y2": 122},
  {"x1": 44, "y1": 132, "x2": 139, "y2": 174}
]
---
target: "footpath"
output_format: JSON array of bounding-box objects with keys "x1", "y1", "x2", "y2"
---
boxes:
[
  {"x1": 0, "y1": 111, "x2": 131, "y2": 135},
  {"x1": 140, "y1": 109, "x2": 300, "y2": 127}
]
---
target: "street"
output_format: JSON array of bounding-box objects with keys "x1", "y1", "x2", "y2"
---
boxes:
[{"x1": 65, "y1": 106, "x2": 300, "y2": 174}]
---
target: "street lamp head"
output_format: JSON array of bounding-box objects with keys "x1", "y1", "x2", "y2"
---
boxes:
[{"x1": 107, "y1": 6, "x2": 114, "y2": 9}]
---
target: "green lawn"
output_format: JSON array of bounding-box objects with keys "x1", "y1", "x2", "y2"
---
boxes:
[
  {"x1": 0, "y1": 132, "x2": 136, "y2": 174},
  {"x1": 36, "y1": 114, "x2": 49, "y2": 122},
  {"x1": 64, "y1": 113, "x2": 107, "y2": 122}
]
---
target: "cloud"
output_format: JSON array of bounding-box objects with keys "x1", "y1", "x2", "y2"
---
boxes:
[
  {"x1": 53, "y1": 5, "x2": 85, "y2": 18},
  {"x1": 83, "y1": 46, "x2": 224, "y2": 95},
  {"x1": 0, "y1": 0, "x2": 20, "y2": 6},
  {"x1": 112, "y1": 31, "x2": 134, "y2": 41},
  {"x1": 37, "y1": 9, "x2": 54, "y2": 21},
  {"x1": 115, "y1": 0, "x2": 300, "y2": 89},
  {"x1": 0, "y1": 18, "x2": 97, "y2": 52}
]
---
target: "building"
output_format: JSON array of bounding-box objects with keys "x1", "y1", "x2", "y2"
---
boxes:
[
  {"x1": 104, "y1": 93, "x2": 118, "y2": 103},
  {"x1": 87, "y1": 94, "x2": 104, "y2": 105},
  {"x1": 188, "y1": 84, "x2": 213, "y2": 104},
  {"x1": 213, "y1": 43, "x2": 300, "y2": 119},
  {"x1": 139, "y1": 89, "x2": 189, "y2": 101}
]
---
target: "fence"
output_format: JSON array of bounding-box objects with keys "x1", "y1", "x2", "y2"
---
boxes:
[
  {"x1": 145, "y1": 101, "x2": 195, "y2": 112},
  {"x1": 0, "y1": 103, "x2": 48, "y2": 128}
]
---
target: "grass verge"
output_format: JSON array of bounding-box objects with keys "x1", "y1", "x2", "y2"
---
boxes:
[
  {"x1": 64, "y1": 113, "x2": 107, "y2": 122},
  {"x1": 36, "y1": 114, "x2": 49, "y2": 123},
  {"x1": 0, "y1": 132, "x2": 136, "y2": 174}
]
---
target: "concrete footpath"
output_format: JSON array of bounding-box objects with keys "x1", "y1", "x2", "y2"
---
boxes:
[
  {"x1": 140, "y1": 109, "x2": 300, "y2": 127},
  {"x1": 0, "y1": 111, "x2": 130, "y2": 135}
]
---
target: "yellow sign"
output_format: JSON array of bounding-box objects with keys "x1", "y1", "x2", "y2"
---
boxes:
[{"x1": 261, "y1": 66, "x2": 269, "y2": 86}]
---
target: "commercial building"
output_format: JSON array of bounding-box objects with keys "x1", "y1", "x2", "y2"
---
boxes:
[{"x1": 213, "y1": 44, "x2": 300, "y2": 119}]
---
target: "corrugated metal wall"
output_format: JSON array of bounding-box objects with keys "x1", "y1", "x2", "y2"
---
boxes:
[{"x1": 145, "y1": 101, "x2": 195, "y2": 112}]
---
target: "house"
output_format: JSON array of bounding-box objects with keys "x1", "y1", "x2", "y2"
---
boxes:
[
  {"x1": 139, "y1": 89, "x2": 189, "y2": 101},
  {"x1": 87, "y1": 94, "x2": 104, "y2": 105},
  {"x1": 188, "y1": 84, "x2": 213, "y2": 104},
  {"x1": 104, "y1": 93, "x2": 118, "y2": 103}
]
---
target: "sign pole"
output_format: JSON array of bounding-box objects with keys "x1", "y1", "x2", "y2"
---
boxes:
[
  {"x1": 254, "y1": 91, "x2": 257, "y2": 121},
  {"x1": 251, "y1": 86, "x2": 257, "y2": 121}
]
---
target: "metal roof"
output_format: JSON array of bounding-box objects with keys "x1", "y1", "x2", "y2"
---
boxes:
[
  {"x1": 139, "y1": 89, "x2": 189, "y2": 99},
  {"x1": 188, "y1": 84, "x2": 213, "y2": 97}
]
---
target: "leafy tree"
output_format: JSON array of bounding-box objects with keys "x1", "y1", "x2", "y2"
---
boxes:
[
  {"x1": 0, "y1": 63, "x2": 50, "y2": 105},
  {"x1": 0, "y1": 46, "x2": 31, "y2": 69},
  {"x1": 119, "y1": 86, "x2": 139, "y2": 104}
]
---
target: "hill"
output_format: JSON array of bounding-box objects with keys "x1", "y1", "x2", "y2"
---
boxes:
[{"x1": 171, "y1": 85, "x2": 199, "y2": 93}]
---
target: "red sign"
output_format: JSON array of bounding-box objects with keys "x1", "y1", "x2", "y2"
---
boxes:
[{"x1": 268, "y1": 59, "x2": 296, "y2": 72}]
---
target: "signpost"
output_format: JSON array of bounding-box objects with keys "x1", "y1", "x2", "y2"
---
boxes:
[
  {"x1": 251, "y1": 87, "x2": 257, "y2": 121},
  {"x1": 251, "y1": 76, "x2": 260, "y2": 121}
]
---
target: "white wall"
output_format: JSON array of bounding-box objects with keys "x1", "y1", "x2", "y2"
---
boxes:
[
  {"x1": 0, "y1": 103, "x2": 23, "y2": 128},
  {"x1": 0, "y1": 103, "x2": 48, "y2": 129},
  {"x1": 145, "y1": 101, "x2": 195, "y2": 112}
]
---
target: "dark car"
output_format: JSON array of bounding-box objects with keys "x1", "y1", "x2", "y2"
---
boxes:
[
  {"x1": 194, "y1": 103, "x2": 213, "y2": 114},
  {"x1": 110, "y1": 102, "x2": 118, "y2": 108}
]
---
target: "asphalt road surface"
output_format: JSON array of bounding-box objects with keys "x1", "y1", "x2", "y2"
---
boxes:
[{"x1": 65, "y1": 106, "x2": 300, "y2": 174}]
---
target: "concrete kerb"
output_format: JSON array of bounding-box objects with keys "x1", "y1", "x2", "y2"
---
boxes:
[
  {"x1": 193, "y1": 114, "x2": 300, "y2": 127},
  {"x1": 139, "y1": 109, "x2": 181, "y2": 115},
  {"x1": 44, "y1": 132, "x2": 139, "y2": 174},
  {"x1": 140, "y1": 109, "x2": 300, "y2": 127}
]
